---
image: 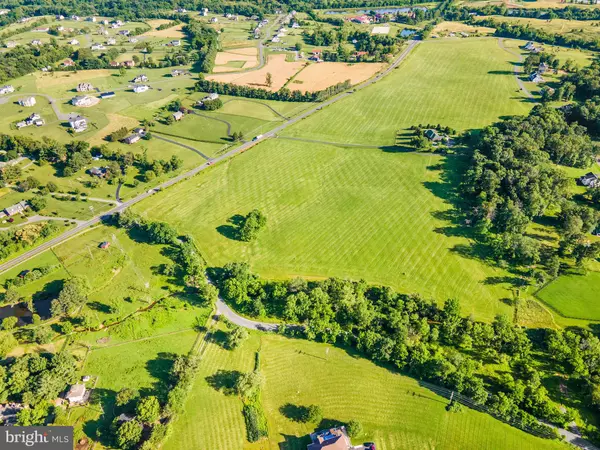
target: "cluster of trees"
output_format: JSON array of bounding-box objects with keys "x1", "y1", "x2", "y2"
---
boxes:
[
  {"x1": 0, "y1": 222, "x2": 60, "y2": 261},
  {"x1": 156, "y1": 19, "x2": 180, "y2": 30},
  {"x1": 194, "y1": 78, "x2": 352, "y2": 102},
  {"x1": 523, "y1": 52, "x2": 560, "y2": 74},
  {"x1": 0, "y1": 39, "x2": 72, "y2": 83},
  {"x1": 184, "y1": 20, "x2": 218, "y2": 73},
  {"x1": 569, "y1": 96, "x2": 600, "y2": 137},
  {"x1": 0, "y1": 17, "x2": 49, "y2": 40},
  {"x1": 4, "y1": 265, "x2": 59, "y2": 291},
  {"x1": 107, "y1": 127, "x2": 129, "y2": 142},
  {"x1": 238, "y1": 209, "x2": 267, "y2": 242},
  {"x1": 0, "y1": 352, "x2": 78, "y2": 426},
  {"x1": 50, "y1": 276, "x2": 91, "y2": 317},
  {"x1": 471, "y1": 4, "x2": 600, "y2": 21},
  {"x1": 564, "y1": 61, "x2": 600, "y2": 100},
  {"x1": 200, "y1": 97, "x2": 223, "y2": 111},
  {"x1": 213, "y1": 263, "x2": 565, "y2": 438}
]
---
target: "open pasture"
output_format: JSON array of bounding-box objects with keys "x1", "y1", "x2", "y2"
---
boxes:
[
  {"x1": 134, "y1": 138, "x2": 519, "y2": 322},
  {"x1": 167, "y1": 329, "x2": 569, "y2": 450},
  {"x1": 281, "y1": 38, "x2": 531, "y2": 145},
  {"x1": 537, "y1": 271, "x2": 600, "y2": 321}
]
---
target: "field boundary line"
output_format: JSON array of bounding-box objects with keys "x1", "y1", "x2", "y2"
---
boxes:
[{"x1": 88, "y1": 327, "x2": 195, "y2": 351}]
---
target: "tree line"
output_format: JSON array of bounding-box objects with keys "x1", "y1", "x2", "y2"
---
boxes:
[
  {"x1": 0, "y1": 40, "x2": 72, "y2": 83},
  {"x1": 184, "y1": 19, "x2": 218, "y2": 73},
  {"x1": 211, "y1": 262, "x2": 590, "y2": 440},
  {"x1": 194, "y1": 78, "x2": 352, "y2": 102}
]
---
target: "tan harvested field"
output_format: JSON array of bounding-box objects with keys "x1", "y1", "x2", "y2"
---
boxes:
[
  {"x1": 293, "y1": 62, "x2": 386, "y2": 92},
  {"x1": 206, "y1": 54, "x2": 304, "y2": 91},
  {"x1": 143, "y1": 23, "x2": 185, "y2": 38},
  {"x1": 213, "y1": 47, "x2": 259, "y2": 72},
  {"x1": 35, "y1": 70, "x2": 112, "y2": 88},
  {"x1": 464, "y1": 0, "x2": 600, "y2": 8},
  {"x1": 433, "y1": 21, "x2": 496, "y2": 35},
  {"x1": 88, "y1": 113, "x2": 139, "y2": 146}
]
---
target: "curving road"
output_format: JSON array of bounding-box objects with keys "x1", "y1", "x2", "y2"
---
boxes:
[
  {"x1": 0, "y1": 40, "x2": 420, "y2": 275},
  {"x1": 188, "y1": 110, "x2": 233, "y2": 137},
  {"x1": 497, "y1": 38, "x2": 533, "y2": 99},
  {"x1": 215, "y1": 297, "x2": 278, "y2": 331},
  {"x1": 222, "y1": 98, "x2": 288, "y2": 120},
  {"x1": 0, "y1": 93, "x2": 74, "y2": 121},
  {"x1": 152, "y1": 133, "x2": 212, "y2": 160}
]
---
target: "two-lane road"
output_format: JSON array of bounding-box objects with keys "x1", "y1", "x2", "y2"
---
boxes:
[{"x1": 0, "y1": 40, "x2": 420, "y2": 275}]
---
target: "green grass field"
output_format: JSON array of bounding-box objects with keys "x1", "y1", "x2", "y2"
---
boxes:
[
  {"x1": 281, "y1": 38, "x2": 531, "y2": 145},
  {"x1": 537, "y1": 271, "x2": 600, "y2": 320},
  {"x1": 166, "y1": 328, "x2": 569, "y2": 450},
  {"x1": 134, "y1": 138, "x2": 516, "y2": 321}
]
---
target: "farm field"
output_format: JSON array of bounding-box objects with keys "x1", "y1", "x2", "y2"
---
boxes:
[
  {"x1": 292, "y1": 61, "x2": 386, "y2": 92},
  {"x1": 433, "y1": 21, "x2": 496, "y2": 36},
  {"x1": 133, "y1": 138, "x2": 518, "y2": 322},
  {"x1": 166, "y1": 328, "x2": 569, "y2": 450},
  {"x1": 537, "y1": 271, "x2": 600, "y2": 320},
  {"x1": 281, "y1": 38, "x2": 531, "y2": 145}
]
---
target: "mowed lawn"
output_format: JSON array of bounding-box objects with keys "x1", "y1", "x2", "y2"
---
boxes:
[
  {"x1": 135, "y1": 139, "x2": 514, "y2": 321},
  {"x1": 537, "y1": 271, "x2": 600, "y2": 320},
  {"x1": 281, "y1": 38, "x2": 531, "y2": 145},
  {"x1": 167, "y1": 332, "x2": 568, "y2": 450}
]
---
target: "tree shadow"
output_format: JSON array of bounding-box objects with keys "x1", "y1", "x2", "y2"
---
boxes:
[
  {"x1": 205, "y1": 369, "x2": 242, "y2": 395},
  {"x1": 207, "y1": 329, "x2": 229, "y2": 349},
  {"x1": 216, "y1": 214, "x2": 245, "y2": 241},
  {"x1": 279, "y1": 403, "x2": 310, "y2": 422},
  {"x1": 87, "y1": 301, "x2": 113, "y2": 314},
  {"x1": 145, "y1": 352, "x2": 177, "y2": 401},
  {"x1": 278, "y1": 434, "x2": 310, "y2": 450}
]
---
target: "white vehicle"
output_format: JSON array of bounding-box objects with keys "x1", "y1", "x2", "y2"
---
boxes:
[{"x1": 252, "y1": 134, "x2": 263, "y2": 141}]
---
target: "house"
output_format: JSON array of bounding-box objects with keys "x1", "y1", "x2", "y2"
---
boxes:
[
  {"x1": 119, "y1": 29, "x2": 130, "y2": 36},
  {"x1": 529, "y1": 72, "x2": 544, "y2": 83},
  {"x1": 57, "y1": 26, "x2": 65, "y2": 32},
  {"x1": 6, "y1": 41, "x2": 17, "y2": 48},
  {"x1": 307, "y1": 427, "x2": 352, "y2": 450},
  {"x1": 116, "y1": 413, "x2": 134, "y2": 424},
  {"x1": 350, "y1": 15, "x2": 371, "y2": 24},
  {"x1": 65, "y1": 384, "x2": 86, "y2": 405},
  {"x1": 170, "y1": 39, "x2": 181, "y2": 46},
  {"x1": 102, "y1": 19, "x2": 109, "y2": 25},
  {"x1": 133, "y1": 127, "x2": 147, "y2": 136},
  {"x1": 109, "y1": 61, "x2": 121, "y2": 67},
  {"x1": 173, "y1": 111, "x2": 184, "y2": 121},
  {"x1": 77, "y1": 82, "x2": 94, "y2": 92},
  {"x1": 87, "y1": 16, "x2": 96, "y2": 22},
  {"x1": 4, "y1": 201, "x2": 29, "y2": 217},
  {"x1": 106, "y1": 37, "x2": 116, "y2": 45},
  {"x1": 30, "y1": 40, "x2": 42, "y2": 46},
  {"x1": 122, "y1": 60, "x2": 135, "y2": 68},
  {"x1": 18, "y1": 97, "x2": 36, "y2": 107},
  {"x1": 71, "y1": 95, "x2": 95, "y2": 107},
  {"x1": 176, "y1": 7, "x2": 187, "y2": 13},
  {"x1": 99, "y1": 241, "x2": 110, "y2": 249},
  {"x1": 129, "y1": 37, "x2": 138, "y2": 43},
  {"x1": 16, "y1": 113, "x2": 44, "y2": 129},
  {"x1": 352, "y1": 51, "x2": 368, "y2": 60},
  {"x1": 122, "y1": 134, "x2": 141, "y2": 144},
  {"x1": 91, "y1": 44, "x2": 106, "y2": 51},
  {"x1": 171, "y1": 69, "x2": 185, "y2": 77},
  {"x1": 201, "y1": 8, "x2": 209, "y2": 16},
  {"x1": 34, "y1": 27, "x2": 50, "y2": 32},
  {"x1": 0, "y1": 9, "x2": 10, "y2": 15},
  {"x1": 0, "y1": 85, "x2": 14, "y2": 95},
  {"x1": 425, "y1": 129, "x2": 443, "y2": 142},
  {"x1": 68, "y1": 39, "x2": 79, "y2": 45},
  {"x1": 132, "y1": 74, "x2": 148, "y2": 83},
  {"x1": 292, "y1": 22, "x2": 300, "y2": 28},
  {"x1": 580, "y1": 172, "x2": 599, "y2": 188},
  {"x1": 62, "y1": 58, "x2": 75, "y2": 67},
  {"x1": 210, "y1": 17, "x2": 218, "y2": 23},
  {"x1": 71, "y1": 15, "x2": 80, "y2": 21},
  {"x1": 100, "y1": 91, "x2": 115, "y2": 99},
  {"x1": 69, "y1": 116, "x2": 88, "y2": 132},
  {"x1": 524, "y1": 41, "x2": 536, "y2": 51},
  {"x1": 89, "y1": 167, "x2": 106, "y2": 177},
  {"x1": 271, "y1": 37, "x2": 280, "y2": 43},
  {"x1": 538, "y1": 62, "x2": 549, "y2": 73},
  {"x1": 203, "y1": 93, "x2": 219, "y2": 101},
  {"x1": 55, "y1": 14, "x2": 64, "y2": 20}
]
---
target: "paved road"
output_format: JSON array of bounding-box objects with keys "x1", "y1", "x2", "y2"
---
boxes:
[
  {"x1": 215, "y1": 297, "x2": 278, "y2": 331},
  {"x1": 51, "y1": 193, "x2": 119, "y2": 205},
  {"x1": 497, "y1": 38, "x2": 534, "y2": 99},
  {"x1": 0, "y1": 93, "x2": 74, "y2": 121},
  {"x1": 0, "y1": 40, "x2": 420, "y2": 275},
  {"x1": 222, "y1": 98, "x2": 288, "y2": 120},
  {"x1": 152, "y1": 133, "x2": 212, "y2": 160}
]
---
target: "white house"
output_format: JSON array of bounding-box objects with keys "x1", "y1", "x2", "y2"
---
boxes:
[
  {"x1": 30, "y1": 40, "x2": 42, "y2": 46},
  {"x1": 71, "y1": 15, "x2": 80, "y2": 21},
  {"x1": 6, "y1": 41, "x2": 17, "y2": 48},
  {"x1": 65, "y1": 384, "x2": 86, "y2": 404},
  {"x1": 91, "y1": 44, "x2": 106, "y2": 50},
  {"x1": 173, "y1": 111, "x2": 184, "y2": 121},
  {"x1": 210, "y1": 17, "x2": 218, "y2": 23},
  {"x1": 71, "y1": 95, "x2": 95, "y2": 107},
  {"x1": 529, "y1": 72, "x2": 544, "y2": 83},
  {"x1": 132, "y1": 74, "x2": 148, "y2": 83},
  {"x1": 69, "y1": 116, "x2": 88, "y2": 132},
  {"x1": 68, "y1": 39, "x2": 79, "y2": 45},
  {"x1": 170, "y1": 39, "x2": 181, "y2": 46},
  {"x1": 203, "y1": 93, "x2": 219, "y2": 101},
  {"x1": 18, "y1": 97, "x2": 36, "y2": 107},
  {"x1": 171, "y1": 69, "x2": 185, "y2": 77},
  {"x1": 0, "y1": 85, "x2": 14, "y2": 95},
  {"x1": 580, "y1": 172, "x2": 599, "y2": 188},
  {"x1": 77, "y1": 82, "x2": 94, "y2": 92},
  {"x1": 133, "y1": 85, "x2": 149, "y2": 93},
  {"x1": 16, "y1": 113, "x2": 44, "y2": 129},
  {"x1": 201, "y1": 8, "x2": 209, "y2": 16}
]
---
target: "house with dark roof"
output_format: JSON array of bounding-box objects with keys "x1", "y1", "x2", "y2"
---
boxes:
[
  {"x1": 580, "y1": 172, "x2": 599, "y2": 188},
  {"x1": 529, "y1": 72, "x2": 544, "y2": 83},
  {"x1": 307, "y1": 427, "x2": 352, "y2": 450},
  {"x1": 424, "y1": 129, "x2": 443, "y2": 142}
]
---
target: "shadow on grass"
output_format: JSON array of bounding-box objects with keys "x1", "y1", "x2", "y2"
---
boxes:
[
  {"x1": 145, "y1": 352, "x2": 177, "y2": 401},
  {"x1": 205, "y1": 370, "x2": 243, "y2": 395},
  {"x1": 216, "y1": 214, "x2": 245, "y2": 241},
  {"x1": 279, "y1": 403, "x2": 310, "y2": 422}
]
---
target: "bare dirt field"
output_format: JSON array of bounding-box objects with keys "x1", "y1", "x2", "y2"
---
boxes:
[
  {"x1": 88, "y1": 113, "x2": 140, "y2": 146},
  {"x1": 292, "y1": 62, "x2": 386, "y2": 92},
  {"x1": 206, "y1": 54, "x2": 305, "y2": 91},
  {"x1": 433, "y1": 21, "x2": 496, "y2": 35},
  {"x1": 213, "y1": 47, "x2": 259, "y2": 72},
  {"x1": 143, "y1": 22, "x2": 185, "y2": 38},
  {"x1": 36, "y1": 70, "x2": 112, "y2": 88}
]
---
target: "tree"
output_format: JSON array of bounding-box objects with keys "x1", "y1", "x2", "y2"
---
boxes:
[
  {"x1": 28, "y1": 196, "x2": 47, "y2": 212},
  {"x1": 295, "y1": 42, "x2": 303, "y2": 51},
  {"x1": 305, "y1": 404, "x2": 322, "y2": 423},
  {"x1": 346, "y1": 419, "x2": 363, "y2": 438},
  {"x1": 3, "y1": 288, "x2": 22, "y2": 306},
  {"x1": 235, "y1": 370, "x2": 263, "y2": 399},
  {"x1": 144, "y1": 170, "x2": 156, "y2": 182},
  {"x1": 1, "y1": 316, "x2": 18, "y2": 330},
  {"x1": 46, "y1": 181, "x2": 58, "y2": 192},
  {"x1": 116, "y1": 387, "x2": 137, "y2": 407},
  {"x1": 0, "y1": 331, "x2": 17, "y2": 357},
  {"x1": 51, "y1": 276, "x2": 90, "y2": 316},
  {"x1": 239, "y1": 209, "x2": 267, "y2": 242},
  {"x1": 117, "y1": 420, "x2": 142, "y2": 449},
  {"x1": 226, "y1": 326, "x2": 249, "y2": 350},
  {"x1": 136, "y1": 395, "x2": 160, "y2": 423},
  {"x1": 33, "y1": 326, "x2": 53, "y2": 344},
  {"x1": 265, "y1": 72, "x2": 273, "y2": 88}
]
